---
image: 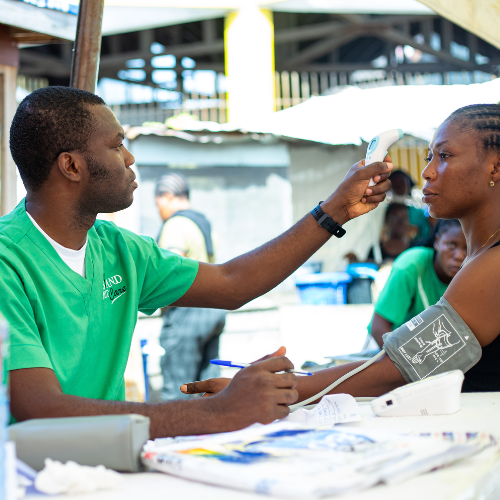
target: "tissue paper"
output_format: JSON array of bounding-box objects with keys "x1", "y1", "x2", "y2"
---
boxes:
[{"x1": 35, "y1": 459, "x2": 122, "y2": 495}]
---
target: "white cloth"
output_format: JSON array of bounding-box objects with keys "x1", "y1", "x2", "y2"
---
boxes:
[
  {"x1": 35, "y1": 459, "x2": 121, "y2": 495},
  {"x1": 27, "y1": 213, "x2": 87, "y2": 278}
]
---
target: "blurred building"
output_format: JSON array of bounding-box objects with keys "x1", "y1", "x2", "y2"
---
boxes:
[{"x1": 13, "y1": 0, "x2": 500, "y2": 126}]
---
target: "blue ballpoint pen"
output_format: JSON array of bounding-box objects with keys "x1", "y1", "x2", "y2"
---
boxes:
[{"x1": 210, "y1": 359, "x2": 313, "y2": 376}]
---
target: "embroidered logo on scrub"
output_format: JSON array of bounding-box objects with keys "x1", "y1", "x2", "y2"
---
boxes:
[
  {"x1": 399, "y1": 314, "x2": 467, "y2": 379},
  {"x1": 103, "y1": 274, "x2": 127, "y2": 304}
]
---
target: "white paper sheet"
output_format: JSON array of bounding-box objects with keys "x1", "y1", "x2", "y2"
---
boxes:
[{"x1": 283, "y1": 394, "x2": 361, "y2": 426}]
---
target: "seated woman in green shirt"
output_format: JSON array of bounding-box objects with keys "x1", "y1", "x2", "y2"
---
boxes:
[{"x1": 369, "y1": 218, "x2": 466, "y2": 348}]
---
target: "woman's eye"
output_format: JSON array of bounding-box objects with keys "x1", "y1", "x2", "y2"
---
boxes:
[
  {"x1": 439, "y1": 153, "x2": 449, "y2": 159},
  {"x1": 424, "y1": 156, "x2": 431, "y2": 162},
  {"x1": 447, "y1": 243, "x2": 456, "y2": 249}
]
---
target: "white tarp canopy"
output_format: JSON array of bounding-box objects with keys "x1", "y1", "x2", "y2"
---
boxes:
[{"x1": 188, "y1": 78, "x2": 500, "y2": 146}]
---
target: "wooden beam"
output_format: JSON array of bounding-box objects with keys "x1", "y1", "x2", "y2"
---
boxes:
[
  {"x1": 278, "y1": 61, "x2": 499, "y2": 73},
  {"x1": 284, "y1": 28, "x2": 363, "y2": 67},
  {"x1": 0, "y1": 65, "x2": 18, "y2": 216},
  {"x1": 100, "y1": 39, "x2": 224, "y2": 69},
  {"x1": 275, "y1": 21, "x2": 343, "y2": 44},
  {"x1": 98, "y1": 16, "x2": 440, "y2": 72},
  {"x1": 374, "y1": 27, "x2": 477, "y2": 71},
  {"x1": 0, "y1": 26, "x2": 19, "y2": 216},
  {"x1": 421, "y1": 18, "x2": 433, "y2": 45},
  {"x1": 70, "y1": 0, "x2": 104, "y2": 92},
  {"x1": 441, "y1": 18, "x2": 452, "y2": 53},
  {"x1": 97, "y1": 22, "x2": 358, "y2": 71}
]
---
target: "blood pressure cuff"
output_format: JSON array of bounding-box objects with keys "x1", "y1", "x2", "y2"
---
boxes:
[{"x1": 382, "y1": 297, "x2": 482, "y2": 383}]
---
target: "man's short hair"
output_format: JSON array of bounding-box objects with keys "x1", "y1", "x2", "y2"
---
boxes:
[
  {"x1": 10, "y1": 86, "x2": 106, "y2": 192},
  {"x1": 155, "y1": 173, "x2": 190, "y2": 199}
]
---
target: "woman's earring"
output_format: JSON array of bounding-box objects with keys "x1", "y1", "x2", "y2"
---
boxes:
[{"x1": 490, "y1": 180, "x2": 495, "y2": 187}]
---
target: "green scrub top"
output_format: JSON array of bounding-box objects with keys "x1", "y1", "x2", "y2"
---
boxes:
[
  {"x1": 0, "y1": 200, "x2": 199, "y2": 402},
  {"x1": 368, "y1": 247, "x2": 448, "y2": 333}
]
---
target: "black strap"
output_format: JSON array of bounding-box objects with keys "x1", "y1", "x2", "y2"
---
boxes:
[
  {"x1": 158, "y1": 210, "x2": 214, "y2": 257},
  {"x1": 311, "y1": 202, "x2": 346, "y2": 238}
]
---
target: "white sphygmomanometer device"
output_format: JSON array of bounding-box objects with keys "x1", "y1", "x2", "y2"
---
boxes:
[
  {"x1": 365, "y1": 129, "x2": 404, "y2": 186},
  {"x1": 371, "y1": 370, "x2": 464, "y2": 417}
]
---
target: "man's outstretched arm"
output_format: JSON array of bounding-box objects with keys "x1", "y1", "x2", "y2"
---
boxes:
[
  {"x1": 173, "y1": 159, "x2": 393, "y2": 310},
  {"x1": 10, "y1": 356, "x2": 298, "y2": 439}
]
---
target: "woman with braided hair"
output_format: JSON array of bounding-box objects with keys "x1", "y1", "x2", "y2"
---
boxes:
[{"x1": 185, "y1": 103, "x2": 500, "y2": 398}]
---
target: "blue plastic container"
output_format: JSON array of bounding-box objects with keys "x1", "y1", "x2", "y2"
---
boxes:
[
  {"x1": 346, "y1": 263, "x2": 379, "y2": 304},
  {"x1": 140, "y1": 339, "x2": 150, "y2": 403},
  {"x1": 346, "y1": 263, "x2": 379, "y2": 280},
  {"x1": 295, "y1": 272, "x2": 352, "y2": 305}
]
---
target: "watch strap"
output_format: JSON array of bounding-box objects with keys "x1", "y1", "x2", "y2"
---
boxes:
[{"x1": 311, "y1": 202, "x2": 346, "y2": 238}]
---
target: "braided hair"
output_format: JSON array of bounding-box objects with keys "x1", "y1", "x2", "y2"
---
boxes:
[
  {"x1": 447, "y1": 104, "x2": 500, "y2": 154},
  {"x1": 418, "y1": 219, "x2": 462, "y2": 250}
]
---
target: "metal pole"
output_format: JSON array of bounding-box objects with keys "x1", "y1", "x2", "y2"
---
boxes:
[{"x1": 70, "y1": 0, "x2": 104, "y2": 92}]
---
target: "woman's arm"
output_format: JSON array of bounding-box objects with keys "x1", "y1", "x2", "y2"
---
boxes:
[
  {"x1": 292, "y1": 353, "x2": 406, "y2": 403},
  {"x1": 370, "y1": 313, "x2": 393, "y2": 349}
]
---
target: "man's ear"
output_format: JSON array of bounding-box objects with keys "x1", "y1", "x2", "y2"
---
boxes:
[{"x1": 56, "y1": 152, "x2": 84, "y2": 183}]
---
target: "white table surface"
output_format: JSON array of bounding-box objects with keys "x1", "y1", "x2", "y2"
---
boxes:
[{"x1": 25, "y1": 393, "x2": 500, "y2": 500}]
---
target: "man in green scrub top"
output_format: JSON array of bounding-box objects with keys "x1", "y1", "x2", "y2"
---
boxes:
[{"x1": 2, "y1": 87, "x2": 392, "y2": 438}]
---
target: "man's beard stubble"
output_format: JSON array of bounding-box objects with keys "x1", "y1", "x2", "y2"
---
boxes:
[{"x1": 72, "y1": 154, "x2": 134, "y2": 229}]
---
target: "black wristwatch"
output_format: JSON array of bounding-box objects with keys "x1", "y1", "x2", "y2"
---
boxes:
[{"x1": 311, "y1": 202, "x2": 346, "y2": 238}]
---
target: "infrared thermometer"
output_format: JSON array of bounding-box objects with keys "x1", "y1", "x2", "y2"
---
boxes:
[{"x1": 365, "y1": 129, "x2": 404, "y2": 186}]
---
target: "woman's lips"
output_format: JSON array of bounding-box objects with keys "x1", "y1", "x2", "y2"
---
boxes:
[{"x1": 422, "y1": 193, "x2": 436, "y2": 203}]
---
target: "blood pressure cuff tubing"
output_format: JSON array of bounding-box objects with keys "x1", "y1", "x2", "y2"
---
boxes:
[{"x1": 382, "y1": 297, "x2": 482, "y2": 383}]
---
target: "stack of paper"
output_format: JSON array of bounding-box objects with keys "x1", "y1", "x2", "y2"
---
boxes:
[{"x1": 142, "y1": 395, "x2": 495, "y2": 498}]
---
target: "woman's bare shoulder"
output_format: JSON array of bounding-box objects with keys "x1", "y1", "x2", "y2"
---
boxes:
[{"x1": 444, "y1": 245, "x2": 500, "y2": 346}]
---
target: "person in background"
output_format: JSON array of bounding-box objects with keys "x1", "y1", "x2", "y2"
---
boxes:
[
  {"x1": 367, "y1": 203, "x2": 417, "y2": 263},
  {"x1": 155, "y1": 173, "x2": 226, "y2": 400},
  {"x1": 389, "y1": 170, "x2": 432, "y2": 240},
  {"x1": 368, "y1": 219, "x2": 466, "y2": 349}
]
